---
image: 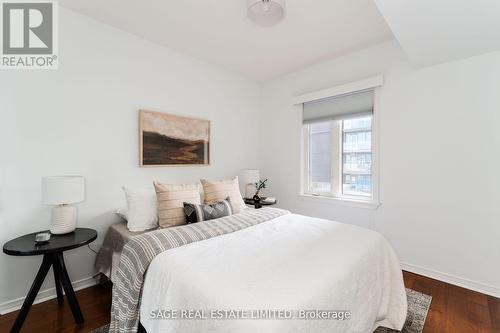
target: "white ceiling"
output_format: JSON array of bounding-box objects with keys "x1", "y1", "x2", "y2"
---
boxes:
[
  {"x1": 374, "y1": 0, "x2": 500, "y2": 68},
  {"x1": 59, "y1": 0, "x2": 394, "y2": 82}
]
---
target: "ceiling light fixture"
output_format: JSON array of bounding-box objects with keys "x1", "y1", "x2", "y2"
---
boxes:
[{"x1": 247, "y1": 0, "x2": 286, "y2": 27}]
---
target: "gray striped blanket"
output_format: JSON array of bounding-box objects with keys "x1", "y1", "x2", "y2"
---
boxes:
[{"x1": 109, "y1": 207, "x2": 290, "y2": 333}]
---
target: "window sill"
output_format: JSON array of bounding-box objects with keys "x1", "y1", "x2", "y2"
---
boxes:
[{"x1": 298, "y1": 194, "x2": 380, "y2": 210}]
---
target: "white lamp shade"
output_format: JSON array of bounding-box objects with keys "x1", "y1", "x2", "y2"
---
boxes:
[
  {"x1": 42, "y1": 176, "x2": 85, "y2": 205},
  {"x1": 244, "y1": 169, "x2": 260, "y2": 184},
  {"x1": 247, "y1": 0, "x2": 286, "y2": 27}
]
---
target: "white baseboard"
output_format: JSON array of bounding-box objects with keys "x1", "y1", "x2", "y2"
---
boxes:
[
  {"x1": 0, "y1": 276, "x2": 97, "y2": 315},
  {"x1": 402, "y1": 262, "x2": 500, "y2": 298}
]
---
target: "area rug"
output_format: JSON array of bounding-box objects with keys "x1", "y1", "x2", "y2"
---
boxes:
[
  {"x1": 91, "y1": 288, "x2": 431, "y2": 333},
  {"x1": 374, "y1": 288, "x2": 432, "y2": 333}
]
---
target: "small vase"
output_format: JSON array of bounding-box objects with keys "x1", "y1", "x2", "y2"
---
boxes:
[{"x1": 253, "y1": 193, "x2": 262, "y2": 209}]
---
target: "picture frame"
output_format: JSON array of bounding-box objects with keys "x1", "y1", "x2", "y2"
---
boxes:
[{"x1": 139, "y1": 109, "x2": 210, "y2": 167}]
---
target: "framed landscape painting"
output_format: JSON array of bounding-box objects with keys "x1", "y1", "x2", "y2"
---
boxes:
[{"x1": 139, "y1": 110, "x2": 210, "y2": 166}]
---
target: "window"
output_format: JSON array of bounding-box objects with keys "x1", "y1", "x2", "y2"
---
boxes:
[{"x1": 302, "y1": 89, "x2": 377, "y2": 203}]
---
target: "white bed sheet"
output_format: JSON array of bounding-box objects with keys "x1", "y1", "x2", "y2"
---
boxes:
[{"x1": 140, "y1": 213, "x2": 407, "y2": 333}]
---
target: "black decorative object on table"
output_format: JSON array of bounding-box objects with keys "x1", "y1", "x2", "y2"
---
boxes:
[
  {"x1": 250, "y1": 178, "x2": 268, "y2": 207},
  {"x1": 244, "y1": 178, "x2": 276, "y2": 209},
  {"x1": 252, "y1": 194, "x2": 262, "y2": 209},
  {"x1": 3, "y1": 228, "x2": 97, "y2": 333}
]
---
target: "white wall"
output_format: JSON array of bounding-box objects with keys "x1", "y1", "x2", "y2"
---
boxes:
[
  {"x1": 2, "y1": 8, "x2": 499, "y2": 311},
  {"x1": 260, "y1": 41, "x2": 500, "y2": 297},
  {"x1": 0, "y1": 8, "x2": 261, "y2": 308}
]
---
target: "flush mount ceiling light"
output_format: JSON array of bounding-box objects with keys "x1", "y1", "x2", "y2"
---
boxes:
[{"x1": 247, "y1": 0, "x2": 286, "y2": 27}]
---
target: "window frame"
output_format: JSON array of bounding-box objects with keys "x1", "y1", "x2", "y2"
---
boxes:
[{"x1": 299, "y1": 86, "x2": 380, "y2": 210}]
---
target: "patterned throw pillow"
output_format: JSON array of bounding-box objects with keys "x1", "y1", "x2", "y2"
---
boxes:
[{"x1": 184, "y1": 198, "x2": 233, "y2": 223}]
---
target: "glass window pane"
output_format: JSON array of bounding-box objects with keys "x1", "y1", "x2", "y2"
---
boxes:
[
  {"x1": 343, "y1": 131, "x2": 371, "y2": 152},
  {"x1": 343, "y1": 117, "x2": 372, "y2": 130},
  {"x1": 342, "y1": 116, "x2": 372, "y2": 197},
  {"x1": 308, "y1": 122, "x2": 332, "y2": 193},
  {"x1": 342, "y1": 174, "x2": 372, "y2": 196}
]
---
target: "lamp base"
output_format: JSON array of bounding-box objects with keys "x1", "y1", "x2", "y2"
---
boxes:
[
  {"x1": 245, "y1": 184, "x2": 255, "y2": 199},
  {"x1": 50, "y1": 205, "x2": 77, "y2": 234}
]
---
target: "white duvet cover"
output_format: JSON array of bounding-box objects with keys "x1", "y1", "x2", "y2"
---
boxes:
[{"x1": 140, "y1": 213, "x2": 407, "y2": 333}]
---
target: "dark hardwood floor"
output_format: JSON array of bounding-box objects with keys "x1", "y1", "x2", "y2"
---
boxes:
[
  {"x1": 0, "y1": 282, "x2": 111, "y2": 333},
  {"x1": 403, "y1": 272, "x2": 500, "y2": 333},
  {"x1": 0, "y1": 271, "x2": 498, "y2": 333}
]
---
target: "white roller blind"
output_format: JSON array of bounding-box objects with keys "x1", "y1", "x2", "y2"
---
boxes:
[{"x1": 303, "y1": 89, "x2": 374, "y2": 124}]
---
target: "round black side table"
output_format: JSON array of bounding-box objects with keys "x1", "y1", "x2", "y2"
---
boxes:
[
  {"x1": 244, "y1": 197, "x2": 277, "y2": 209},
  {"x1": 3, "y1": 228, "x2": 97, "y2": 333}
]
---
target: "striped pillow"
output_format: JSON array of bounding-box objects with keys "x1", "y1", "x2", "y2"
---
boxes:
[
  {"x1": 184, "y1": 198, "x2": 233, "y2": 223},
  {"x1": 153, "y1": 182, "x2": 201, "y2": 228},
  {"x1": 200, "y1": 177, "x2": 246, "y2": 213}
]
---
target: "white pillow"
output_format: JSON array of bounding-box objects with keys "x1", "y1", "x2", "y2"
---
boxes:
[
  {"x1": 116, "y1": 206, "x2": 128, "y2": 220},
  {"x1": 122, "y1": 187, "x2": 158, "y2": 231}
]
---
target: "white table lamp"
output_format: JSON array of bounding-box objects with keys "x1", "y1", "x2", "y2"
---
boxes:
[
  {"x1": 243, "y1": 169, "x2": 260, "y2": 198},
  {"x1": 42, "y1": 176, "x2": 85, "y2": 234}
]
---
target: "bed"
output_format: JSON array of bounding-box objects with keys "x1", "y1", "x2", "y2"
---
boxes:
[
  {"x1": 95, "y1": 221, "x2": 150, "y2": 283},
  {"x1": 98, "y1": 207, "x2": 407, "y2": 333}
]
